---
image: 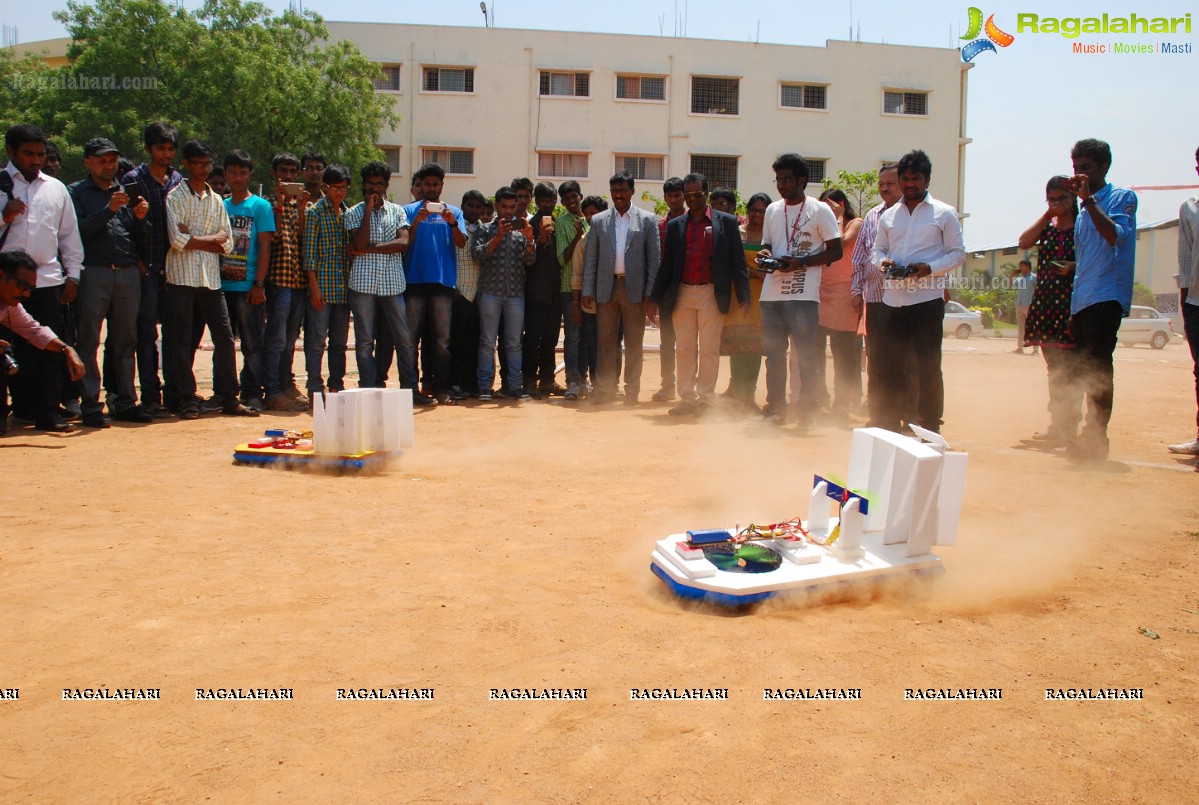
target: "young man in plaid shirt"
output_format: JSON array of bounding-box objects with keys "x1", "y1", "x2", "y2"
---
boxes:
[
  {"x1": 262, "y1": 152, "x2": 309, "y2": 411},
  {"x1": 303, "y1": 164, "x2": 352, "y2": 401},
  {"x1": 344, "y1": 161, "x2": 417, "y2": 393}
]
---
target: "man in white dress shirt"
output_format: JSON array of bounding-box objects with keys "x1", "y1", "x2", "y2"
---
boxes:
[
  {"x1": 871, "y1": 149, "x2": 965, "y2": 434},
  {"x1": 0, "y1": 124, "x2": 85, "y2": 431}
]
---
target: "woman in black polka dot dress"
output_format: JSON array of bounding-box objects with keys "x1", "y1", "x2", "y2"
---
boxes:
[{"x1": 1017, "y1": 176, "x2": 1080, "y2": 445}]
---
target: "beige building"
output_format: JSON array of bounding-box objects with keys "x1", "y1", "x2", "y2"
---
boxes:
[
  {"x1": 20, "y1": 24, "x2": 972, "y2": 213},
  {"x1": 329, "y1": 22, "x2": 971, "y2": 212}
]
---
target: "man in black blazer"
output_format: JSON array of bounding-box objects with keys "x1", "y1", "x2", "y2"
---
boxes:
[{"x1": 651, "y1": 173, "x2": 749, "y2": 416}]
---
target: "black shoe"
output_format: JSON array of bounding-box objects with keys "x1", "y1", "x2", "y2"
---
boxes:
[
  {"x1": 198, "y1": 395, "x2": 223, "y2": 414},
  {"x1": 495, "y1": 387, "x2": 531, "y2": 401},
  {"x1": 669, "y1": 400, "x2": 701, "y2": 417},
  {"x1": 412, "y1": 392, "x2": 439, "y2": 406},
  {"x1": 448, "y1": 385, "x2": 471, "y2": 401},
  {"x1": 113, "y1": 407, "x2": 154, "y2": 423},
  {"x1": 81, "y1": 412, "x2": 112, "y2": 428},
  {"x1": 35, "y1": 416, "x2": 75, "y2": 433},
  {"x1": 142, "y1": 402, "x2": 173, "y2": 419}
]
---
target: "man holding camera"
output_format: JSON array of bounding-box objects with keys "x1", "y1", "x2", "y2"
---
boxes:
[
  {"x1": 870, "y1": 149, "x2": 965, "y2": 435},
  {"x1": 68, "y1": 137, "x2": 154, "y2": 427},
  {"x1": 261, "y1": 153, "x2": 310, "y2": 411},
  {"x1": 403, "y1": 162, "x2": 466, "y2": 405},
  {"x1": 0, "y1": 249, "x2": 85, "y2": 434},
  {"x1": 345, "y1": 161, "x2": 416, "y2": 392},
  {"x1": 756, "y1": 153, "x2": 843, "y2": 427},
  {"x1": 1, "y1": 124, "x2": 86, "y2": 432},
  {"x1": 470, "y1": 186, "x2": 536, "y2": 401}
]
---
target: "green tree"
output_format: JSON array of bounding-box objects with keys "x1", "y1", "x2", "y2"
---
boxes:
[
  {"x1": 821, "y1": 169, "x2": 880, "y2": 216},
  {"x1": 1132, "y1": 282, "x2": 1157, "y2": 308},
  {"x1": 3, "y1": 0, "x2": 397, "y2": 185}
]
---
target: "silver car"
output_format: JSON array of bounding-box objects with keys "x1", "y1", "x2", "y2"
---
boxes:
[
  {"x1": 943, "y1": 301, "x2": 983, "y2": 339},
  {"x1": 1118, "y1": 305, "x2": 1176, "y2": 349}
]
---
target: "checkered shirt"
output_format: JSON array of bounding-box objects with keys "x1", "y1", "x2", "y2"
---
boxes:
[
  {"x1": 343, "y1": 200, "x2": 408, "y2": 296},
  {"x1": 303, "y1": 196, "x2": 350, "y2": 304}
]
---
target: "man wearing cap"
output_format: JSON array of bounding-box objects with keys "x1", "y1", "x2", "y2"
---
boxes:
[{"x1": 68, "y1": 137, "x2": 155, "y2": 427}]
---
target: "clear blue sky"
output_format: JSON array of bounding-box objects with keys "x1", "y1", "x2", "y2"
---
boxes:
[{"x1": 5, "y1": 0, "x2": 1197, "y2": 248}]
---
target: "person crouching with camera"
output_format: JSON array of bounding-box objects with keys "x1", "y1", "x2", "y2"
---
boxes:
[{"x1": 0, "y1": 249, "x2": 85, "y2": 434}]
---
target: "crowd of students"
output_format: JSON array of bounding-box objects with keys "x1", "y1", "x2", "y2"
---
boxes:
[{"x1": 6, "y1": 119, "x2": 1140, "y2": 459}]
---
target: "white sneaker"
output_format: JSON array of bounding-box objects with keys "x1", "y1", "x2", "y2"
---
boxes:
[{"x1": 1167, "y1": 436, "x2": 1199, "y2": 455}]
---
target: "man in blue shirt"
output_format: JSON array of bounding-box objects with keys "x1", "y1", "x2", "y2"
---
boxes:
[
  {"x1": 1066, "y1": 138, "x2": 1137, "y2": 461},
  {"x1": 220, "y1": 150, "x2": 275, "y2": 411},
  {"x1": 1012, "y1": 259, "x2": 1037, "y2": 355},
  {"x1": 403, "y1": 163, "x2": 466, "y2": 405}
]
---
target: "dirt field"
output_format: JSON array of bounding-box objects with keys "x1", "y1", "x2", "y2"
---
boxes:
[{"x1": 2, "y1": 333, "x2": 1197, "y2": 803}]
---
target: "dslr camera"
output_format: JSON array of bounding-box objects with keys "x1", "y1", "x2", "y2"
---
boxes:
[{"x1": 756, "y1": 255, "x2": 785, "y2": 272}]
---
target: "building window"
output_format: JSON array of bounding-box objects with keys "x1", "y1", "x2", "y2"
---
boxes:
[
  {"x1": 690, "y1": 76, "x2": 739, "y2": 115},
  {"x1": 372, "y1": 64, "x2": 401, "y2": 92},
  {"x1": 614, "y1": 154, "x2": 665, "y2": 182},
  {"x1": 690, "y1": 155, "x2": 738, "y2": 190},
  {"x1": 805, "y1": 159, "x2": 827, "y2": 184},
  {"x1": 421, "y1": 147, "x2": 474, "y2": 176},
  {"x1": 537, "y1": 152, "x2": 589, "y2": 178},
  {"x1": 883, "y1": 90, "x2": 928, "y2": 116},
  {"x1": 780, "y1": 82, "x2": 827, "y2": 110},
  {"x1": 378, "y1": 145, "x2": 401, "y2": 174},
  {"x1": 616, "y1": 74, "x2": 666, "y2": 101},
  {"x1": 423, "y1": 67, "x2": 475, "y2": 93},
  {"x1": 539, "y1": 71, "x2": 590, "y2": 98}
]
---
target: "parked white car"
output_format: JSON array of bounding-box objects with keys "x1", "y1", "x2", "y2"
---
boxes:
[
  {"x1": 944, "y1": 301, "x2": 983, "y2": 339},
  {"x1": 1119, "y1": 305, "x2": 1177, "y2": 349}
]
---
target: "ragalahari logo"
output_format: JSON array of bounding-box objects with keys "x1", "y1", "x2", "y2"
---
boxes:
[{"x1": 961, "y1": 7, "x2": 1015, "y2": 62}]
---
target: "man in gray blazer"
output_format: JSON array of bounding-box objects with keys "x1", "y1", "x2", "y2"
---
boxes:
[{"x1": 582, "y1": 172, "x2": 661, "y2": 404}]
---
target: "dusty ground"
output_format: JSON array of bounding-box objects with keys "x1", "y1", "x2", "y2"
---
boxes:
[{"x1": 1, "y1": 333, "x2": 1197, "y2": 803}]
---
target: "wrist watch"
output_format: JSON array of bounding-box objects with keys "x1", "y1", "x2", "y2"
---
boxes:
[
  {"x1": 254, "y1": 280, "x2": 265, "y2": 288},
  {"x1": 1081, "y1": 198, "x2": 1095, "y2": 209}
]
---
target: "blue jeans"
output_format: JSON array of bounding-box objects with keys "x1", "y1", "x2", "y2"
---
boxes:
[
  {"x1": 304, "y1": 301, "x2": 351, "y2": 392},
  {"x1": 477, "y1": 293, "x2": 524, "y2": 392},
  {"x1": 349, "y1": 290, "x2": 416, "y2": 388},
  {"x1": 262, "y1": 284, "x2": 306, "y2": 397},
  {"x1": 760, "y1": 299, "x2": 820, "y2": 415},
  {"x1": 224, "y1": 290, "x2": 266, "y2": 401},
  {"x1": 561, "y1": 291, "x2": 581, "y2": 385},
  {"x1": 76, "y1": 265, "x2": 140, "y2": 415}
]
